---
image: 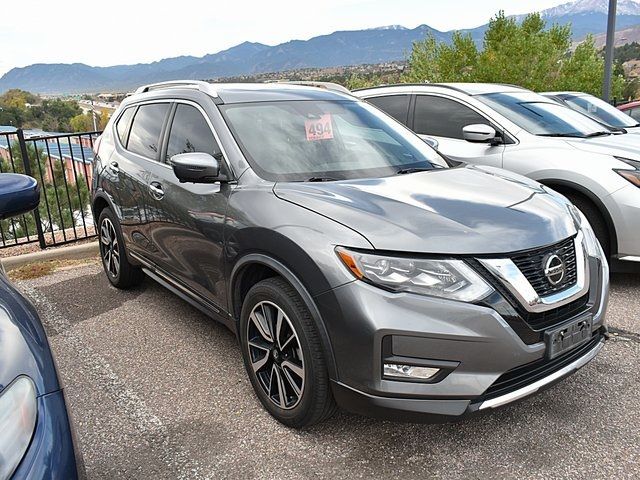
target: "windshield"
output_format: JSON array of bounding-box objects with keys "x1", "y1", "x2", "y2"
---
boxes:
[
  {"x1": 477, "y1": 92, "x2": 610, "y2": 138},
  {"x1": 220, "y1": 100, "x2": 443, "y2": 181},
  {"x1": 564, "y1": 94, "x2": 640, "y2": 129}
]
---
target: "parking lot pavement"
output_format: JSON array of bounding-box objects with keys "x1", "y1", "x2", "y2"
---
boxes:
[{"x1": 16, "y1": 264, "x2": 640, "y2": 479}]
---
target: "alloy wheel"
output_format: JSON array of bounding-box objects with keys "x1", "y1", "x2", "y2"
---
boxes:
[
  {"x1": 100, "y1": 218, "x2": 120, "y2": 278},
  {"x1": 247, "y1": 301, "x2": 305, "y2": 410}
]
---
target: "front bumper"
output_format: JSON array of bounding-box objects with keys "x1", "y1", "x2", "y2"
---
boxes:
[
  {"x1": 314, "y1": 255, "x2": 609, "y2": 422},
  {"x1": 12, "y1": 389, "x2": 84, "y2": 480}
]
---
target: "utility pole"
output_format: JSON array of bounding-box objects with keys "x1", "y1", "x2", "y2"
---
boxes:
[
  {"x1": 91, "y1": 99, "x2": 98, "y2": 131},
  {"x1": 603, "y1": 0, "x2": 618, "y2": 103}
]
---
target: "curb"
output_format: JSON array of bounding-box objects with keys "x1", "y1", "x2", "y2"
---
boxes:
[{"x1": 1, "y1": 241, "x2": 100, "y2": 272}]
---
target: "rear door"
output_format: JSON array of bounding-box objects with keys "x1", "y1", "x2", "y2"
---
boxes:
[
  {"x1": 144, "y1": 101, "x2": 231, "y2": 310},
  {"x1": 366, "y1": 94, "x2": 412, "y2": 126},
  {"x1": 109, "y1": 102, "x2": 171, "y2": 259},
  {"x1": 411, "y1": 94, "x2": 505, "y2": 168}
]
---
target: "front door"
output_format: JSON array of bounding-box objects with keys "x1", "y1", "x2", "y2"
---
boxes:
[
  {"x1": 412, "y1": 94, "x2": 505, "y2": 168},
  {"x1": 144, "y1": 102, "x2": 231, "y2": 311}
]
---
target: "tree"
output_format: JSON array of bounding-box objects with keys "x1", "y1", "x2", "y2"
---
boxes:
[
  {"x1": 0, "y1": 89, "x2": 38, "y2": 109},
  {"x1": 404, "y1": 32, "x2": 478, "y2": 83},
  {"x1": 70, "y1": 110, "x2": 109, "y2": 132},
  {"x1": 26, "y1": 98, "x2": 82, "y2": 132},
  {"x1": 404, "y1": 11, "x2": 624, "y2": 99}
]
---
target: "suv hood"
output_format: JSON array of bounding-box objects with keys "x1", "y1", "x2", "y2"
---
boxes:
[
  {"x1": 274, "y1": 166, "x2": 577, "y2": 255},
  {"x1": 566, "y1": 133, "x2": 640, "y2": 160}
]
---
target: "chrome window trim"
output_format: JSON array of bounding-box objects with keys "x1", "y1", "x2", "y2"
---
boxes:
[{"x1": 477, "y1": 232, "x2": 589, "y2": 313}]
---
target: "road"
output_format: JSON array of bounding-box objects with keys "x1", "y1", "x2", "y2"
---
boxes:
[{"x1": 17, "y1": 263, "x2": 640, "y2": 479}]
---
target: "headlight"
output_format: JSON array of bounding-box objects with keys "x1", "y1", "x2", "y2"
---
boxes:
[
  {"x1": 614, "y1": 157, "x2": 640, "y2": 187},
  {"x1": 336, "y1": 247, "x2": 493, "y2": 302},
  {"x1": 0, "y1": 377, "x2": 38, "y2": 480}
]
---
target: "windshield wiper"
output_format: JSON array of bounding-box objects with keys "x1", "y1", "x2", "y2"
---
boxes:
[
  {"x1": 306, "y1": 176, "x2": 340, "y2": 182},
  {"x1": 584, "y1": 131, "x2": 612, "y2": 138},
  {"x1": 537, "y1": 133, "x2": 586, "y2": 138},
  {"x1": 396, "y1": 167, "x2": 433, "y2": 175}
]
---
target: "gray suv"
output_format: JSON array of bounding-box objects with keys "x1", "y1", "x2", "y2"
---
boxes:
[{"x1": 92, "y1": 81, "x2": 609, "y2": 427}]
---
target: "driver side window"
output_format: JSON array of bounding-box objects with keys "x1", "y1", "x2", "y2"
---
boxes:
[{"x1": 165, "y1": 104, "x2": 220, "y2": 162}]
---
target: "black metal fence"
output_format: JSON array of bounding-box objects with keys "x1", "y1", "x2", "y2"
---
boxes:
[{"x1": 0, "y1": 128, "x2": 101, "y2": 249}]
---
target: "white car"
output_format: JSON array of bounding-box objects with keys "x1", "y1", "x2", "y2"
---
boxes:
[
  {"x1": 354, "y1": 83, "x2": 640, "y2": 270},
  {"x1": 541, "y1": 91, "x2": 640, "y2": 135}
]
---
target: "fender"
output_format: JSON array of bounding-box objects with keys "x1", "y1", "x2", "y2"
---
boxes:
[
  {"x1": 229, "y1": 253, "x2": 338, "y2": 380},
  {"x1": 540, "y1": 178, "x2": 618, "y2": 256},
  {"x1": 91, "y1": 188, "x2": 118, "y2": 221}
]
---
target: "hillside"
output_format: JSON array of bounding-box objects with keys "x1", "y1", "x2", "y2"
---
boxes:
[{"x1": 2, "y1": 0, "x2": 640, "y2": 94}]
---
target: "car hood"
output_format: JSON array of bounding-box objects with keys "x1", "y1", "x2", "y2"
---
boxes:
[
  {"x1": 0, "y1": 275, "x2": 59, "y2": 396},
  {"x1": 274, "y1": 166, "x2": 578, "y2": 254},
  {"x1": 566, "y1": 133, "x2": 640, "y2": 159}
]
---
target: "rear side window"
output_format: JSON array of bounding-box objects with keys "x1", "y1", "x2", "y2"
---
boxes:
[
  {"x1": 165, "y1": 104, "x2": 220, "y2": 162},
  {"x1": 366, "y1": 95, "x2": 411, "y2": 125},
  {"x1": 414, "y1": 95, "x2": 488, "y2": 139},
  {"x1": 116, "y1": 107, "x2": 136, "y2": 146},
  {"x1": 127, "y1": 103, "x2": 170, "y2": 159}
]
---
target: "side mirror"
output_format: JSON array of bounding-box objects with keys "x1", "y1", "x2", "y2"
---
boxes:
[
  {"x1": 421, "y1": 136, "x2": 439, "y2": 150},
  {"x1": 462, "y1": 124, "x2": 498, "y2": 144},
  {"x1": 170, "y1": 152, "x2": 224, "y2": 184},
  {"x1": 0, "y1": 173, "x2": 40, "y2": 220}
]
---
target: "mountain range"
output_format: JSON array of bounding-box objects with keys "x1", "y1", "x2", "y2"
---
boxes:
[{"x1": 2, "y1": 0, "x2": 640, "y2": 94}]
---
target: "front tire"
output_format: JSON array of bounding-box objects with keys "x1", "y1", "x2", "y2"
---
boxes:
[
  {"x1": 239, "y1": 277, "x2": 336, "y2": 428},
  {"x1": 98, "y1": 208, "x2": 144, "y2": 289}
]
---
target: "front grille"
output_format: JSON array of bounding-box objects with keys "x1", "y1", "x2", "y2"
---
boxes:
[
  {"x1": 511, "y1": 237, "x2": 577, "y2": 297},
  {"x1": 477, "y1": 333, "x2": 603, "y2": 402},
  {"x1": 520, "y1": 294, "x2": 589, "y2": 331}
]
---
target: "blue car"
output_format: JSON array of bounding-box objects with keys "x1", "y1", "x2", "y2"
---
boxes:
[{"x1": 0, "y1": 173, "x2": 83, "y2": 479}]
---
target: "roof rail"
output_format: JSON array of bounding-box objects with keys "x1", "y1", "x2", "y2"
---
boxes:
[
  {"x1": 352, "y1": 82, "x2": 529, "y2": 94},
  {"x1": 134, "y1": 80, "x2": 219, "y2": 98},
  {"x1": 271, "y1": 80, "x2": 351, "y2": 94}
]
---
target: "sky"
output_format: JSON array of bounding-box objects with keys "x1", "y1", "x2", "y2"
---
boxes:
[{"x1": 0, "y1": 0, "x2": 567, "y2": 76}]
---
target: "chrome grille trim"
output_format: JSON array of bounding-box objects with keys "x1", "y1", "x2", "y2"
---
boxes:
[{"x1": 477, "y1": 232, "x2": 589, "y2": 313}]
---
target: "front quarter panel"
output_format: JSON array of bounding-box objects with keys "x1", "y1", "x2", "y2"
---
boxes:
[
  {"x1": 224, "y1": 181, "x2": 373, "y2": 302},
  {"x1": 503, "y1": 137, "x2": 630, "y2": 197}
]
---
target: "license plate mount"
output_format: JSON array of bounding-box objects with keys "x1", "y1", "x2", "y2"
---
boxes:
[{"x1": 545, "y1": 315, "x2": 593, "y2": 360}]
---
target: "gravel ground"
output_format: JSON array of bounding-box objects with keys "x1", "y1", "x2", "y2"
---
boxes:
[{"x1": 16, "y1": 266, "x2": 640, "y2": 480}]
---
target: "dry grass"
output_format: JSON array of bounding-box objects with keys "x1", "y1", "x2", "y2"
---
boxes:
[{"x1": 8, "y1": 256, "x2": 100, "y2": 281}]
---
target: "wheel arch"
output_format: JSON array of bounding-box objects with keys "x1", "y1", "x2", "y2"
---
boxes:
[
  {"x1": 91, "y1": 191, "x2": 115, "y2": 222},
  {"x1": 229, "y1": 253, "x2": 338, "y2": 380},
  {"x1": 540, "y1": 179, "x2": 618, "y2": 256}
]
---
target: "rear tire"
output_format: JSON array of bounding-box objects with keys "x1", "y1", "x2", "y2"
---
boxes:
[
  {"x1": 239, "y1": 277, "x2": 337, "y2": 428},
  {"x1": 98, "y1": 208, "x2": 144, "y2": 289},
  {"x1": 564, "y1": 193, "x2": 611, "y2": 258}
]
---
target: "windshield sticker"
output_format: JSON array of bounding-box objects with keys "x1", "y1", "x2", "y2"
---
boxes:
[{"x1": 305, "y1": 114, "x2": 334, "y2": 141}]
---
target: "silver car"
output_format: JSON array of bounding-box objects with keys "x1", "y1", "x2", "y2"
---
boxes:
[
  {"x1": 354, "y1": 83, "x2": 640, "y2": 270},
  {"x1": 541, "y1": 91, "x2": 640, "y2": 135}
]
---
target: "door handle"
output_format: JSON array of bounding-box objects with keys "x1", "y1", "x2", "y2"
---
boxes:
[
  {"x1": 107, "y1": 161, "x2": 119, "y2": 174},
  {"x1": 149, "y1": 182, "x2": 164, "y2": 200}
]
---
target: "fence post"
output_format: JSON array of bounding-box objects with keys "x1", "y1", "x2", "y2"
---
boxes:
[{"x1": 16, "y1": 129, "x2": 47, "y2": 249}]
